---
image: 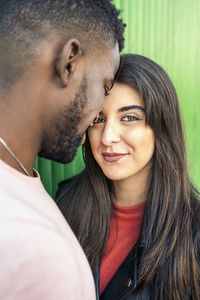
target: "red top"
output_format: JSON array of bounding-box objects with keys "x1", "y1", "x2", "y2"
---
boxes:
[{"x1": 99, "y1": 201, "x2": 146, "y2": 294}]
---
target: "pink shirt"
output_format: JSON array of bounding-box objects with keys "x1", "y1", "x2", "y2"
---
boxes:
[{"x1": 0, "y1": 159, "x2": 96, "y2": 300}]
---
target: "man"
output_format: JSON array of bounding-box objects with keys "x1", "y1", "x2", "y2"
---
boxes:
[{"x1": 0, "y1": 0, "x2": 125, "y2": 299}]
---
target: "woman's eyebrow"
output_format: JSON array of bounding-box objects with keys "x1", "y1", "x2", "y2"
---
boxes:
[{"x1": 117, "y1": 105, "x2": 145, "y2": 113}]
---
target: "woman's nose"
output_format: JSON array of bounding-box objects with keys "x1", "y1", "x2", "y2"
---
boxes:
[{"x1": 101, "y1": 122, "x2": 120, "y2": 146}]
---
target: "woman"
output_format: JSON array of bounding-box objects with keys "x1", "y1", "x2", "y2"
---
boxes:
[{"x1": 56, "y1": 54, "x2": 200, "y2": 300}]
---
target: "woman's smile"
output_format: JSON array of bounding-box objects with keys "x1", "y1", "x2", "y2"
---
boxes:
[
  {"x1": 88, "y1": 83, "x2": 155, "y2": 181},
  {"x1": 102, "y1": 152, "x2": 128, "y2": 163}
]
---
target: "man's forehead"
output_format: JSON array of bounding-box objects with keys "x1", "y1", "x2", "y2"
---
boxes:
[
  {"x1": 105, "y1": 42, "x2": 119, "y2": 65},
  {"x1": 99, "y1": 42, "x2": 120, "y2": 76},
  {"x1": 112, "y1": 42, "x2": 120, "y2": 69}
]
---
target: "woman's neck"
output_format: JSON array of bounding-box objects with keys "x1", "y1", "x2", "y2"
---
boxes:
[{"x1": 112, "y1": 169, "x2": 152, "y2": 207}]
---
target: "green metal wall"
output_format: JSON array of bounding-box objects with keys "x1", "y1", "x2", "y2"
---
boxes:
[{"x1": 35, "y1": 0, "x2": 200, "y2": 198}]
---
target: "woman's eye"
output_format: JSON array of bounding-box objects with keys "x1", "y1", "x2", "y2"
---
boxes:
[
  {"x1": 122, "y1": 115, "x2": 140, "y2": 122},
  {"x1": 93, "y1": 117, "x2": 105, "y2": 124}
]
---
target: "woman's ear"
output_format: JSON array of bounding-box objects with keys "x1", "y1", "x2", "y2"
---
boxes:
[{"x1": 56, "y1": 38, "x2": 82, "y2": 87}]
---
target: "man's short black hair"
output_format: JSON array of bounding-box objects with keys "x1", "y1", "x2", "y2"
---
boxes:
[{"x1": 0, "y1": 0, "x2": 125, "y2": 89}]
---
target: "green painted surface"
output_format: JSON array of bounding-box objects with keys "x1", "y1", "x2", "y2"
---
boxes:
[
  {"x1": 35, "y1": 0, "x2": 200, "y2": 197},
  {"x1": 35, "y1": 146, "x2": 85, "y2": 198}
]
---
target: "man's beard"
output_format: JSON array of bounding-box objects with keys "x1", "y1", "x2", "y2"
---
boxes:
[{"x1": 39, "y1": 78, "x2": 87, "y2": 164}]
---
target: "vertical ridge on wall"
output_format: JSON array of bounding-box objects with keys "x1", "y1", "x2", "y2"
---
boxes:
[{"x1": 35, "y1": 0, "x2": 200, "y2": 197}]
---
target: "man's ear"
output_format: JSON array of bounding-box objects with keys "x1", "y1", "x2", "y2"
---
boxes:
[{"x1": 56, "y1": 39, "x2": 82, "y2": 87}]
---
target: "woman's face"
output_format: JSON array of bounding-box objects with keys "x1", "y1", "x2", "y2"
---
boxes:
[{"x1": 88, "y1": 83, "x2": 155, "y2": 182}]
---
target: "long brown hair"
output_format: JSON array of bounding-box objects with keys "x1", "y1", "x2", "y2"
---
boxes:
[{"x1": 57, "y1": 54, "x2": 200, "y2": 300}]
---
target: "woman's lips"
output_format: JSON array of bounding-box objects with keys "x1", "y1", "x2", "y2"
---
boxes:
[{"x1": 102, "y1": 153, "x2": 127, "y2": 162}]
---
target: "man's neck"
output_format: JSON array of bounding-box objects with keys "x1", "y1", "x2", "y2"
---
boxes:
[{"x1": 0, "y1": 139, "x2": 35, "y2": 177}]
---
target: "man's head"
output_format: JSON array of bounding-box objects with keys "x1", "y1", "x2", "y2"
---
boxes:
[{"x1": 0, "y1": 0, "x2": 125, "y2": 164}]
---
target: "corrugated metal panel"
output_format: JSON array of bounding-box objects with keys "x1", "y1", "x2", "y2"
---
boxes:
[
  {"x1": 35, "y1": 0, "x2": 200, "y2": 197},
  {"x1": 35, "y1": 147, "x2": 84, "y2": 198}
]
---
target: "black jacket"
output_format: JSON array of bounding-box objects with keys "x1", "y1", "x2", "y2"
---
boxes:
[
  {"x1": 56, "y1": 177, "x2": 193, "y2": 300},
  {"x1": 94, "y1": 242, "x2": 152, "y2": 300},
  {"x1": 56, "y1": 177, "x2": 151, "y2": 299},
  {"x1": 94, "y1": 237, "x2": 192, "y2": 300}
]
